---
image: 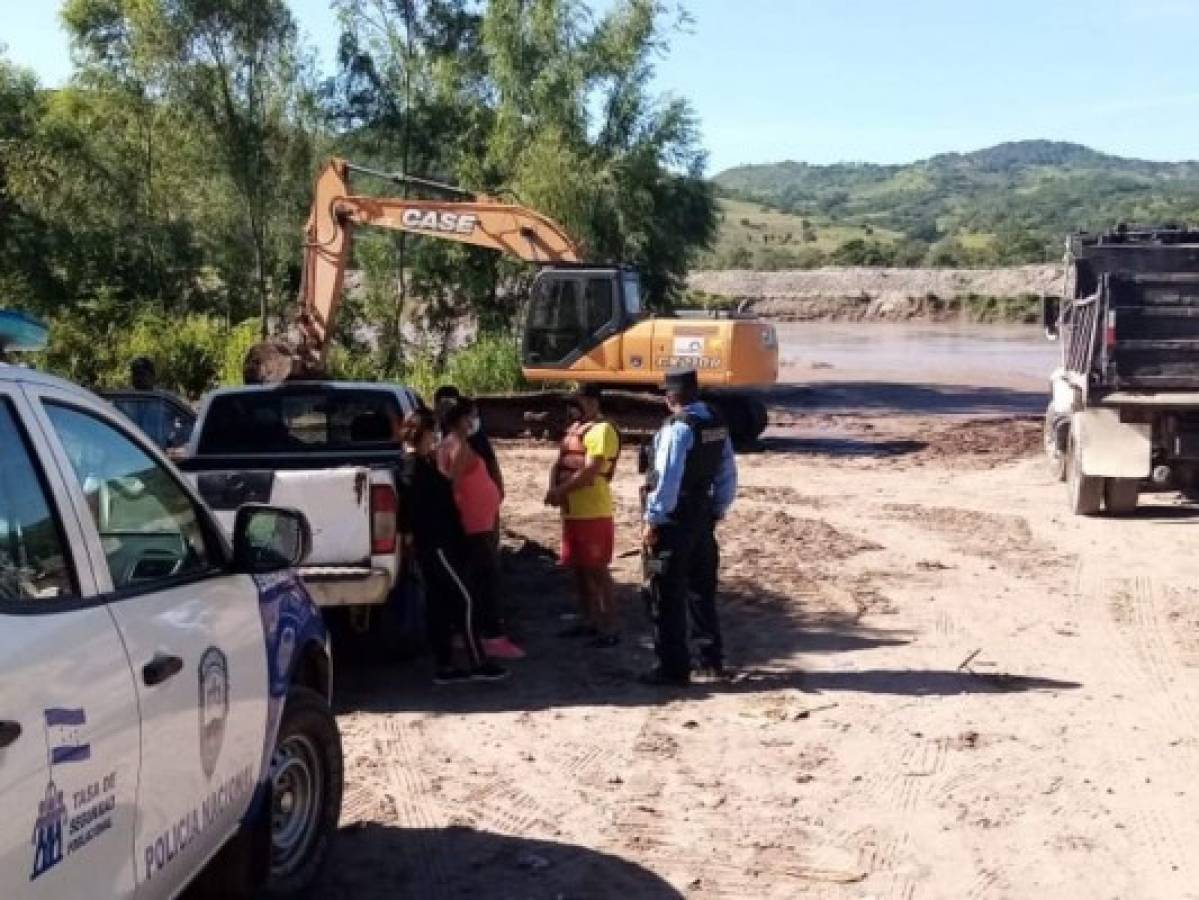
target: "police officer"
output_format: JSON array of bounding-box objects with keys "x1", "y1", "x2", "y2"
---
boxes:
[{"x1": 641, "y1": 368, "x2": 738, "y2": 685}]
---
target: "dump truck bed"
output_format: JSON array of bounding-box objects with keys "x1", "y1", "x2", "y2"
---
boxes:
[{"x1": 1062, "y1": 230, "x2": 1199, "y2": 393}]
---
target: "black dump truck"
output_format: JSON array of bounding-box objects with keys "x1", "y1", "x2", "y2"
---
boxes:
[{"x1": 1044, "y1": 227, "x2": 1199, "y2": 515}]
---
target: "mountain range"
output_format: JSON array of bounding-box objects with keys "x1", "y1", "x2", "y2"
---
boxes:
[{"x1": 704, "y1": 140, "x2": 1199, "y2": 268}]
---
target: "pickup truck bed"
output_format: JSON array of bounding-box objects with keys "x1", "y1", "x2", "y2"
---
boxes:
[{"x1": 178, "y1": 382, "x2": 421, "y2": 611}]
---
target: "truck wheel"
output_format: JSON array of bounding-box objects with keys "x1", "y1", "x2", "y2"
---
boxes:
[
  {"x1": 1104, "y1": 478, "x2": 1139, "y2": 516},
  {"x1": 263, "y1": 686, "x2": 343, "y2": 897},
  {"x1": 1067, "y1": 435, "x2": 1103, "y2": 516},
  {"x1": 1043, "y1": 404, "x2": 1068, "y2": 482}
]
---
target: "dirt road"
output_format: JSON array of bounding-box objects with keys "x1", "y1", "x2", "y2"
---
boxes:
[{"x1": 319, "y1": 379, "x2": 1199, "y2": 898}]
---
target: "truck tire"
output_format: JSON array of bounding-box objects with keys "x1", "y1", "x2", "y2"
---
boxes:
[
  {"x1": 1067, "y1": 434, "x2": 1103, "y2": 516},
  {"x1": 1104, "y1": 478, "x2": 1139, "y2": 516},
  {"x1": 263, "y1": 686, "x2": 344, "y2": 897},
  {"x1": 1043, "y1": 403, "x2": 1068, "y2": 482}
]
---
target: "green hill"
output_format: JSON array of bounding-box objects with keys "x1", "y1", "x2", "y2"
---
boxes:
[{"x1": 706, "y1": 140, "x2": 1199, "y2": 269}]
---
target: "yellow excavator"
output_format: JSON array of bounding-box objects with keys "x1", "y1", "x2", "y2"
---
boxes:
[{"x1": 246, "y1": 157, "x2": 778, "y2": 439}]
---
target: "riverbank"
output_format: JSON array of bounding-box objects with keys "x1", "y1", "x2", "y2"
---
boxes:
[{"x1": 689, "y1": 265, "x2": 1063, "y2": 323}]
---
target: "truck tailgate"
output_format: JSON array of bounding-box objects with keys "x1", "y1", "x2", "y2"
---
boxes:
[
  {"x1": 1110, "y1": 273, "x2": 1199, "y2": 389},
  {"x1": 192, "y1": 467, "x2": 372, "y2": 566}
]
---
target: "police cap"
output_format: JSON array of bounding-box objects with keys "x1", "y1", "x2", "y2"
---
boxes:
[{"x1": 663, "y1": 367, "x2": 699, "y2": 394}]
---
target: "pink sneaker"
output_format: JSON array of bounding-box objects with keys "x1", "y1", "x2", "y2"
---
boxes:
[{"x1": 482, "y1": 636, "x2": 526, "y2": 660}]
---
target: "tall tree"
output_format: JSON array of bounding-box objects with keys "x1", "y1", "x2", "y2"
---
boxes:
[
  {"x1": 477, "y1": 0, "x2": 716, "y2": 305},
  {"x1": 329, "y1": 0, "x2": 488, "y2": 367},
  {"x1": 330, "y1": 0, "x2": 716, "y2": 322},
  {"x1": 62, "y1": 0, "x2": 319, "y2": 329}
]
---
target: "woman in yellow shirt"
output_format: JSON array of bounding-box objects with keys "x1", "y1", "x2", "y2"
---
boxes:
[{"x1": 545, "y1": 385, "x2": 622, "y2": 647}]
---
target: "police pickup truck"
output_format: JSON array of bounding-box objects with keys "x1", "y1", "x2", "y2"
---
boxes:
[
  {"x1": 0, "y1": 357, "x2": 343, "y2": 898},
  {"x1": 177, "y1": 381, "x2": 422, "y2": 647}
]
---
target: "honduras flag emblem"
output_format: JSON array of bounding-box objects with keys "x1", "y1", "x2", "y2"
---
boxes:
[{"x1": 44, "y1": 708, "x2": 90, "y2": 765}]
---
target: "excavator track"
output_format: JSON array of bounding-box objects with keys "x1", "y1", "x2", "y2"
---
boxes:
[{"x1": 474, "y1": 389, "x2": 769, "y2": 450}]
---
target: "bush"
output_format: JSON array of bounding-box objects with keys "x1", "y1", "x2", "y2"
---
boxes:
[
  {"x1": 35, "y1": 301, "x2": 235, "y2": 399},
  {"x1": 327, "y1": 329, "x2": 528, "y2": 399},
  {"x1": 830, "y1": 239, "x2": 896, "y2": 266},
  {"x1": 32, "y1": 298, "x2": 530, "y2": 402}
]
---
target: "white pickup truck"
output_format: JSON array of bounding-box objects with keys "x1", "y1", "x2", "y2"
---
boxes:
[
  {"x1": 177, "y1": 382, "x2": 422, "y2": 643},
  {"x1": 0, "y1": 361, "x2": 342, "y2": 898}
]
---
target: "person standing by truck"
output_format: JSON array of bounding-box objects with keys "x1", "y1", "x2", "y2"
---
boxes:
[
  {"x1": 400, "y1": 409, "x2": 509, "y2": 684},
  {"x1": 437, "y1": 396, "x2": 526, "y2": 661},
  {"x1": 434, "y1": 384, "x2": 505, "y2": 497},
  {"x1": 641, "y1": 369, "x2": 738, "y2": 685},
  {"x1": 545, "y1": 384, "x2": 622, "y2": 647}
]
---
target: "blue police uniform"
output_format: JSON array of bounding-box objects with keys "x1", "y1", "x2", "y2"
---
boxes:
[{"x1": 644, "y1": 394, "x2": 738, "y2": 681}]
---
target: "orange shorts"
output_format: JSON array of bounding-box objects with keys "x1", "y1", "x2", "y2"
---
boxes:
[{"x1": 561, "y1": 517, "x2": 615, "y2": 570}]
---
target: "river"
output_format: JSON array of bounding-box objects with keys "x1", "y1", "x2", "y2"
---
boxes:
[{"x1": 776, "y1": 322, "x2": 1058, "y2": 391}]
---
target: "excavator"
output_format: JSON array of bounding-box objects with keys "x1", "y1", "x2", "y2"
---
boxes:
[{"x1": 246, "y1": 157, "x2": 778, "y2": 441}]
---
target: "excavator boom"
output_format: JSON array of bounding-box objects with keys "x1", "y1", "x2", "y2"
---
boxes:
[
  {"x1": 245, "y1": 156, "x2": 776, "y2": 445},
  {"x1": 292, "y1": 158, "x2": 581, "y2": 371}
]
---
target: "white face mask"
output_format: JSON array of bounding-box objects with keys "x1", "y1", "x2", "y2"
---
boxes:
[{"x1": 468, "y1": 416, "x2": 481, "y2": 437}]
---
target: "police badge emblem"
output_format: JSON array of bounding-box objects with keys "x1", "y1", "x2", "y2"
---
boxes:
[{"x1": 197, "y1": 647, "x2": 229, "y2": 779}]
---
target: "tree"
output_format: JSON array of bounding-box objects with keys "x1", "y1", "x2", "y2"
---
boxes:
[
  {"x1": 330, "y1": 0, "x2": 717, "y2": 315},
  {"x1": 478, "y1": 0, "x2": 715, "y2": 307},
  {"x1": 62, "y1": 0, "x2": 319, "y2": 330},
  {"x1": 830, "y1": 238, "x2": 894, "y2": 267},
  {"x1": 328, "y1": 0, "x2": 490, "y2": 353},
  {"x1": 0, "y1": 54, "x2": 62, "y2": 309}
]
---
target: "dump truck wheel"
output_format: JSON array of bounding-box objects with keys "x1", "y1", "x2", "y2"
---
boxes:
[
  {"x1": 1067, "y1": 434, "x2": 1103, "y2": 516},
  {"x1": 1043, "y1": 404, "x2": 1068, "y2": 483},
  {"x1": 1104, "y1": 478, "x2": 1139, "y2": 516}
]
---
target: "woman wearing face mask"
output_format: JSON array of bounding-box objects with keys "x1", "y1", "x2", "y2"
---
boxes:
[
  {"x1": 434, "y1": 384, "x2": 504, "y2": 498},
  {"x1": 399, "y1": 409, "x2": 509, "y2": 684},
  {"x1": 437, "y1": 396, "x2": 525, "y2": 661}
]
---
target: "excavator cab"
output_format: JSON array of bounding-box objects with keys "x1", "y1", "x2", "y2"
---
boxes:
[{"x1": 522, "y1": 266, "x2": 643, "y2": 368}]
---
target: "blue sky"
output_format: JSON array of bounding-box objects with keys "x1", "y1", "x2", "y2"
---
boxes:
[{"x1": 5, "y1": 0, "x2": 1199, "y2": 173}]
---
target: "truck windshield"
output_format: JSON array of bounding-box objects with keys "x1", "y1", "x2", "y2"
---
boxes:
[{"x1": 198, "y1": 390, "x2": 402, "y2": 455}]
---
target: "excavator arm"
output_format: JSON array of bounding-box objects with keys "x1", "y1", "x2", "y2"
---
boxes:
[{"x1": 276, "y1": 158, "x2": 582, "y2": 378}]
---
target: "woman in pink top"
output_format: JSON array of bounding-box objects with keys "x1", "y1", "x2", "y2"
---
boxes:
[{"x1": 438, "y1": 397, "x2": 525, "y2": 660}]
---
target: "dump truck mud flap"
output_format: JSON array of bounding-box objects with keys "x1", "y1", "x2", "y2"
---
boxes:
[{"x1": 1073, "y1": 408, "x2": 1150, "y2": 478}]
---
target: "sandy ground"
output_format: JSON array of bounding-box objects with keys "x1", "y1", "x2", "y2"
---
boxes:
[{"x1": 317, "y1": 371, "x2": 1199, "y2": 898}]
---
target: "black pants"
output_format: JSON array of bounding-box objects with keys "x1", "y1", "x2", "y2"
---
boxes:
[
  {"x1": 464, "y1": 531, "x2": 505, "y2": 639},
  {"x1": 688, "y1": 522, "x2": 722, "y2": 668},
  {"x1": 648, "y1": 516, "x2": 722, "y2": 678},
  {"x1": 420, "y1": 548, "x2": 483, "y2": 669}
]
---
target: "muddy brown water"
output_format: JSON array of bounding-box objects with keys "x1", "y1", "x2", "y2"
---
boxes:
[
  {"x1": 777, "y1": 322, "x2": 1057, "y2": 390},
  {"x1": 772, "y1": 323, "x2": 1057, "y2": 420}
]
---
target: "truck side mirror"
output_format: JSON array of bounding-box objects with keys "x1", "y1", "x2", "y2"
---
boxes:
[
  {"x1": 1041, "y1": 296, "x2": 1061, "y2": 341},
  {"x1": 233, "y1": 504, "x2": 312, "y2": 573}
]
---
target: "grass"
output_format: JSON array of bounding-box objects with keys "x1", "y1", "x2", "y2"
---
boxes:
[
  {"x1": 701, "y1": 198, "x2": 904, "y2": 269},
  {"x1": 957, "y1": 232, "x2": 998, "y2": 252},
  {"x1": 952, "y1": 293, "x2": 1042, "y2": 324}
]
